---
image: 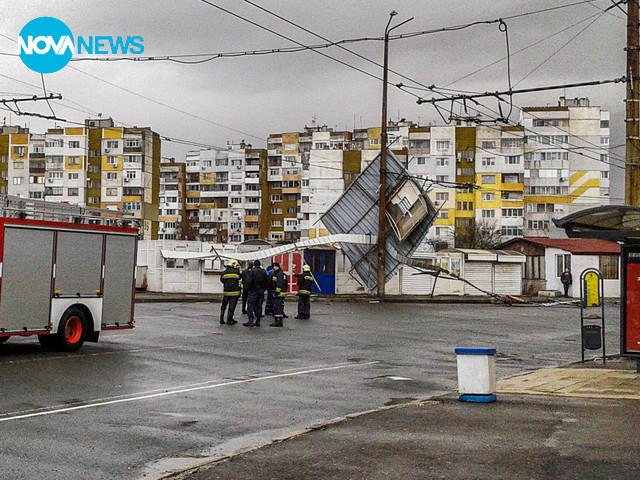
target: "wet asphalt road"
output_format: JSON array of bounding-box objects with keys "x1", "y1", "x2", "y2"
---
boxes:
[{"x1": 0, "y1": 300, "x2": 620, "y2": 479}]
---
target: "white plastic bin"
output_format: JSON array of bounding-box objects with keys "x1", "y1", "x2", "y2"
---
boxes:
[{"x1": 455, "y1": 347, "x2": 497, "y2": 403}]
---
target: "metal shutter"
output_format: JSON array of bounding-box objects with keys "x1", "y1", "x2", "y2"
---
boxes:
[
  {"x1": 494, "y1": 263, "x2": 522, "y2": 295},
  {"x1": 401, "y1": 266, "x2": 433, "y2": 295},
  {"x1": 464, "y1": 262, "x2": 493, "y2": 295}
]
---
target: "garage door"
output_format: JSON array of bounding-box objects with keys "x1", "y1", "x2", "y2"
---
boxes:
[
  {"x1": 494, "y1": 263, "x2": 523, "y2": 295},
  {"x1": 401, "y1": 266, "x2": 433, "y2": 295},
  {"x1": 464, "y1": 262, "x2": 493, "y2": 295}
]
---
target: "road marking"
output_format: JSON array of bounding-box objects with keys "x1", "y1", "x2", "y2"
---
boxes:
[{"x1": 0, "y1": 361, "x2": 378, "y2": 423}]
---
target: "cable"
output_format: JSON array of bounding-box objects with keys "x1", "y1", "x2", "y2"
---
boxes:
[{"x1": 513, "y1": 11, "x2": 607, "y2": 88}]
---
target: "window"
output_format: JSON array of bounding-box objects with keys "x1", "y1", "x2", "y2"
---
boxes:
[
  {"x1": 458, "y1": 167, "x2": 474, "y2": 177},
  {"x1": 435, "y1": 192, "x2": 449, "y2": 202},
  {"x1": 67, "y1": 188, "x2": 79, "y2": 197},
  {"x1": 106, "y1": 188, "x2": 118, "y2": 196},
  {"x1": 501, "y1": 208, "x2": 523, "y2": 217},
  {"x1": 436, "y1": 175, "x2": 449, "y2": 183},
  {"x1": 68, "y1": 141, "x2": 80, "y2": 149},
  {"x1": 456, "y1": 201, "x2": 473, "y2": 211},
  {"x1": 481, "y1": 209, "x2": 495, "y2": 218},
  {"x1": 68, "y1": 172, "x2": 79, "y2": 180},
  {"x1": 503, "y1": 174, "x2": 520, "y2": 184},
  {"x1": 13, "y1": 146, "x2": 25, "y2": 157},
  {"x1": 302, "y1": 179, "x2": 309, "y2": 187},
  {"x1": 13, "y1": 161, "x2": 24, "y2": 169},
  {"x1": 436, "y1": 157, "x2": 448, "y2": 166},
  {"x1": 106, "y1": 140, "x2": 119, "y2": 149},
  {"x1": 13, "y1": 177, "x2": 23, "y2": 185},
  {"x1": 600, "y1": 120, "x2": 610, "y2": 129},
  {"x1": 368, "y1": 139, "x2": 380, "y2": 146},
  {"x1": 599, "y1": 255, "x2": 619, "y2": 280},
  {"x1": 107, "y1": 156, "x2": 118, "y2": 165},
  {"x1": 600, "y1": 137, "x2": 610, "y2": 146},
  {"x1": 481, "y1": 175, "x2": 495, "y2": 184},
  {"x1": 29, "y1": 192, "x2": 43, "y2": 199},
  {"x1": 272, "y1": 219, "x2": 283, "y2": 227},
  {"x1": 125, "y1": 139, "x2": 139, "y2": 148},
  {"x1": 435, "y1": 140, "x2": 450, "y2": 151},
  {"x1": 125, "y1": 170, "x2": 136, "y2": 179},
  {"x1": 125, "y1": 155, "x2": 142, "y2": 163},
  {"x1": 506, "y1": 155, "x2": 520, "y2": 165},
  {"x1": 528, "y1": 220, "x2": 550, "y2": 230},
  {"x1": 501, "y1": 138, "x2": 522, "y2": 148},
  {"x1": 286, "y1": 207, "x2": 299, "y2": 214},
  {"x1": 556, "y1": 254, "x2": 571, "y2": 277},
  {"x1": 49, "y1": 171, "x2": 63, "y2": 179},
  {"x1": 231, "y1": 185, "x2": 242, "y2": 192},
  {"x1": 416, "y1": 157, "x2": 426, "y2": 165},
  {"x1": 45, "y1": 139, "x2": 63, "y2": 148},
  {"x1": 437, "y1": 210, "x2": 449, "y2": 219},
  {"x1": 525, "y1": 255, "x2": 545, "y2": 279},
  {"x1": 601, "y1": 171, "x2": 609, "y2": 179},
  {"x1": 481, "y1": 157, "x2": 495, "y2": 167},
  {"x1": 68, "y1": 156, "x2": 80, "y2": 165},
  {"x1": 230, "y1": 197, "x2": 242, "y2": 204},
  {"x1": 482, "y1": 192, "x2": 495, "y2": 202},
  {"x1": 123, "y1": 202, "x2": 141, "y2": 211},
  {"x1": 271, "y1": 207, "x2": 282, "y2": 214},
  {"x1": 481, "y1": 141, "x2": 496, "y2": 149},
  {"x1": 270, "y1": 194, "x2": 282, "y2": 202},
  {"x1": 501, "y1": 226, "x2": 523, "y2": 237},
  {"x1": 215, "y1": 158, "x2": 228, "y2": 167}
]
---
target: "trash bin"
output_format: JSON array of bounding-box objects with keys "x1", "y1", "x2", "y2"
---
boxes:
[
  {"x1": 455, "y1": 347, "x2": 497, "y2": 403},
  {"x1": 582, "y1": 325, "x2": 602, "y2": 350}
]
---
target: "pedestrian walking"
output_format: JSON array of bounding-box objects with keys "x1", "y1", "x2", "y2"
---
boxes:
[
  {"x1": 243, "y1": 260, "x2": 268, "y2": 327},
  {"x1": 560, "y1": 267, "x2": 572, "y2": 297},
  {"x1": 264, "y1": 264, "x2": 275, "y2": 316},
  {"x1": 294, "y1": 265, "x2": 313, "y2": 320},
  {"x1": 269, "y1": 262, "x2": 288, "y2": 327},
  {"x1": 240, "y1": 263, "x2": 251, "y2": 315},
  {"x1": 219, "y1": 259, "x2": 241, "y2": 325}
]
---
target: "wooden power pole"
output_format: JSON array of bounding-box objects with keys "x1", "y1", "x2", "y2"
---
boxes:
[{"x1": 626, "y1": 0, "x2": 640, "y2": 206}]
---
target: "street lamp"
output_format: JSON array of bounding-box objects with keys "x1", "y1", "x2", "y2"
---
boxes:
[{"x1": 377, "y1": 11, "x2": 413, "y2": 297}]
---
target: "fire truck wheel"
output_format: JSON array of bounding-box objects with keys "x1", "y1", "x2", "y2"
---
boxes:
[
  {"x1": 0, "y1": 337, "x2": 8, "y2": 345},
  {"x1": 55, "y1": 307, "x2": 87, "y2": 352}
]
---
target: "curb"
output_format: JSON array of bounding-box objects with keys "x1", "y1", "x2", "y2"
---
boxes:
[{"x1": 146, "y1": 398, "x2": 441, "y2": 480}]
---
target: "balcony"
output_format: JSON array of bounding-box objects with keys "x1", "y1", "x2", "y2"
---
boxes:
[
  {"x1": 244, "y1": 227, "x2": 260, "y2": 235},
  {"x1": 245, "y1": 164, "x2": 261, "y2": 172},
  {"x1": 268, "y1": 148, "x2": 282, "y2": 156},
  {"x1": 282, "y1": 187, "x2": 301, "y2": 194},
  {"x1": 244, "y1": 215, "x2": 260, "y2": 222},
  {"x1": 46, "y1": 162, "x2": 63, "y2": 170},
  {"x1": 244, "y1": 190, "x2": 261, "y2": 197}
]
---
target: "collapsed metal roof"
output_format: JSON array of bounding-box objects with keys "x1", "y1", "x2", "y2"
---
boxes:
[{"x1": 320, "y1": 151, "x2": 438, "y2": 293}]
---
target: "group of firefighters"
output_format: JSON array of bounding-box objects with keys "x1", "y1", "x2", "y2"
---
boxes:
[{"x1": 219, "y1": 259, "x2": 314, "y2": 327}]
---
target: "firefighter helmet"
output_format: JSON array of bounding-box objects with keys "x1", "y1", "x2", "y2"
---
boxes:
[
  {"x1": 228, "y1": 259, "x2": 240, "y2": 268},
  {"x1": 302, "y1": 265, "x2": 311, "y2": 272}
]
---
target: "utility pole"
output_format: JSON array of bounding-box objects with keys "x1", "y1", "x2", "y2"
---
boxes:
[
  {"x1": 377, "y1": 11, "x2": 412, "y2": 297},
  {"x1": 626, "y1": 0, "x2": 640, "y2": 206}
]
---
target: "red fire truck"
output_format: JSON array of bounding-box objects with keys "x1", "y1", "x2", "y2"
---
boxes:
[{"x1": 0, "y1": 217, "x2": 138, "y2": 351}]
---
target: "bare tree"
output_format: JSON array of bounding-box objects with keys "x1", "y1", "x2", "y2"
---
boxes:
[{"x1": 454, "y1": 219, "x2": 503, "y2": 249}]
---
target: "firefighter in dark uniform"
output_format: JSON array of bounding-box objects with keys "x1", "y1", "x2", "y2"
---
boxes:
[
  {"x1": 294, "y1": 265, "x2": 313, "y2": 320},
  {"x1": 269, "y1": 262, "x2": 288, "y2": 327},
  {"x1": 264, "y1": 264, "x2": 275, "y2": 316},
  {"x1": 219, "y1": 259, "x2": 241, "y2": 325},
  {"x1": 243, "y1": 260, "x2": 268, "y2": 327},
  {"x1": 240, "y1": 263, "x2": 251, "y2": 314}
]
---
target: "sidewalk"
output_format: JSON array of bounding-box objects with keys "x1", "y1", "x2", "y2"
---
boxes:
[
  {"x1": 135, "y1": 291, "x2": 583, "y2": 305},
  {"x1": 153, "y1": 357, "x2": 640, "y2": 480}
]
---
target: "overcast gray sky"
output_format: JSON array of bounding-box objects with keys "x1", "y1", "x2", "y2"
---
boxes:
[{"x1": 0, "y1": 0, "x2": 629, "y2": 195}]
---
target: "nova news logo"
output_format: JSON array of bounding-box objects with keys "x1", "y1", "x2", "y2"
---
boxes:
[{"x1": 18, "y1": 16, "x2": 144, "y2": 74}]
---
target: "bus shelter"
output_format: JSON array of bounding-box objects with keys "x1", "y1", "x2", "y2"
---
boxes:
[{"x1": 553, "y1": 205, "x2": 640, "y2": 358}]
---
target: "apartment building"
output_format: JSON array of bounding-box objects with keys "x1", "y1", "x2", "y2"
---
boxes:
[
  {"x1": 521, "y1": 97, "x2": 610, "y2": 236},
  {"x1": 159, "y1": 158, "x2": 186, "y2": 240},
  {"x1": 0, "y1": 119, "x2": 161, "y2": 239},
  {"x1": 183, "y1": 144, "x2": 266, "y2": 243}
]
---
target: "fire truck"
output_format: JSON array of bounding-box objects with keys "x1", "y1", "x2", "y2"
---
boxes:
[{"x1": 0, "y1": 197, "x2": 138, "y2": 351}]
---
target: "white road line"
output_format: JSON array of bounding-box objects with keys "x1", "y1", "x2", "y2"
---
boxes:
[{"x1": 0, "y1": 361, "x2": 378, "y2": 423}]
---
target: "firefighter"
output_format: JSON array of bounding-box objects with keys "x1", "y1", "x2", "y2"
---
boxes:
[
  {"x1": 294, "y1": 265, "x2": 313, "y2": 320},
  {"x1": 269, "y1": 262, "x2": 288, "y2": 327},
  {"x1": 264, "y1": 264, "x2": 275, "y2": 316},
  {"x1": 240, "y1": 263, "x2": 252, "y2": 314},
  {"x1": 219, "y1": 259, "x2": 241, "y2": 325},
  {"x1": 243, "y1": 260, "x2": 268, "y2": 327}
]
